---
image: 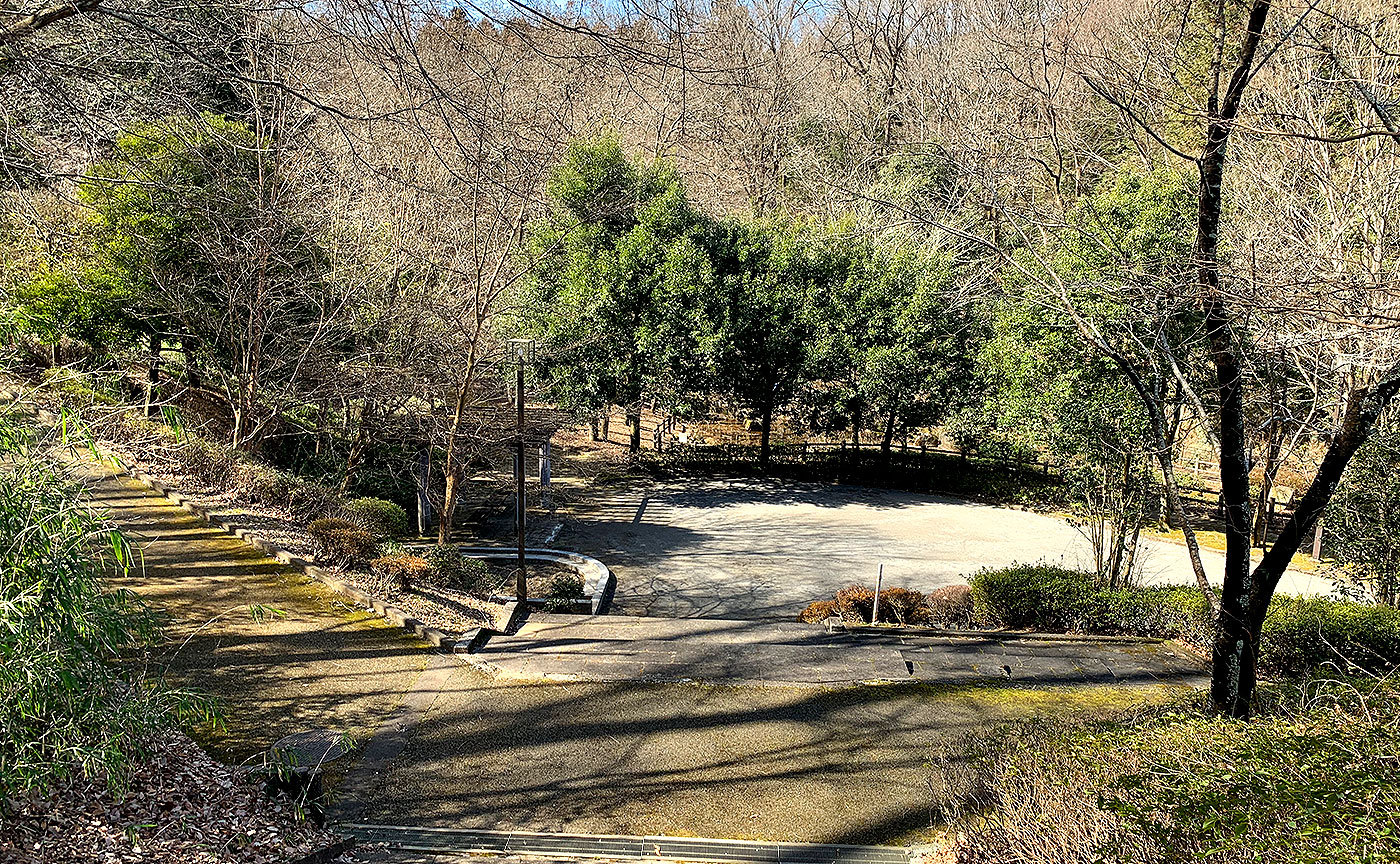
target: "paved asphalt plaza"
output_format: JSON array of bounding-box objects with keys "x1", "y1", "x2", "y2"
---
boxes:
[{"x1": 556, "y1": 478, "x2": 1325, "y2": 619}]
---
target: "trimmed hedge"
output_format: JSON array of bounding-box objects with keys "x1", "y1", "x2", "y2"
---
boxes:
[
  {"x1": 341, "y1": 497, "x2": 409, "y2": 539},
  {"x1": 969, "y1": 563, "x2": 1400, "y2": 677},
  {"x1": 969, "y1": 563, "x2": 1208, "y2": 640},
  {"x1": 1262, "y1": 596, "x2": 1400, "y2": 677}
]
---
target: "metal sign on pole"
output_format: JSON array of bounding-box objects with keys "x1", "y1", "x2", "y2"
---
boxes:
[{"x1": 871, "y1": 563, "x2": 884, "y2": 624}]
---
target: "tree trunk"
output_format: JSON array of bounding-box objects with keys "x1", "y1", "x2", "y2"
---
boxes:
[
  {"x1": 1253, "y1": 414, "x2": 1283, "y2": 546},
  {"x1": 437, "y1": 351, "x2": 479, "y2": 545},
  {"x1": 144, "y1": 332, "x2": 161, "y2": 418},
  {"x1": 341, "y1": 403, "x2": 370, "y2": 494},
  {"x1": 182, "y1": 338, "x2": 200, "y2": 389},
  {"x1": 759, "y1": 400, "x2": 774, "y2": 471},
  {"x1": 601, "y1": 409, "x2": 610, "y2": 443},
  {"x1": 628, "y1": 405, "x2": 642, "y2": 454},
  {"x1": 1195, "y1": 0, "x2": 1272, "y2": 718},
  {"x1": 880, "y1": 405, "x2": 897, "y2": 459}
]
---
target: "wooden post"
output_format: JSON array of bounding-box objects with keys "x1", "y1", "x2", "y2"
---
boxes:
[
  {"x1": 415, "y1": 448, "x2": 433, "y2": 536},
  {"x1": 1312, "y1": 515, "x2": 1325, "y2": 560},
  {"x1": 871, "y1": 563, "x2": 884, "y2": 624}
]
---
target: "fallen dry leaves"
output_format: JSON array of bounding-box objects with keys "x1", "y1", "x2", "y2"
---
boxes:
[{"x1": 0, "y1": 733, "x2": 344, "y2": 864}]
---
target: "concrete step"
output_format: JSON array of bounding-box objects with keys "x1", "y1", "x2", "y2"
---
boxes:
[
  {"x1": 344, "y1": 825, "x2": 912, "y2": 864},
  {"x1": 505, "y1": 614, "x2": 838, "y2": 645},
  {"x1": 474, "y1": 615, "x2": 910, "y2": 684}
]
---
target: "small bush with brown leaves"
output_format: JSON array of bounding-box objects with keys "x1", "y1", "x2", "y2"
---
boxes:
[
  {"x1": 798, "y1": 599, "x2": 840, "y2": 623},
  {"x1": 925, "y1": 584, "x2": 974, "y2": 628},
  {"x1": 834, "y1": 584, "x2": 877, "y2": 622},
  {"x1": 370, "y1": 553, "x2": 432, "y2": 592},
  {"x1": 878, "y1": 587, "x2": 929, "y2": 624},
  {"x1": 307, "y1": 518, "x2": 378, "y2": 569}
]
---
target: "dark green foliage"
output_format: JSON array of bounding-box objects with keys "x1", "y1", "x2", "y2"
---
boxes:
[
  {"x1": 420, "y1": 546, "x2": 493, "y2": 593},
  {"x1": 1261, "y1": 596, "x2": 1400, "y2": 677},
  {"x1": 340, "y1": 497, "x2": 409, "y2": 540},
  {"x1": 306, "y1": 518, "x2": 378, "y2": 569},
  {"x1": 968, "y1": 563, "x2": 1207, "y2": 639},
  {"x1": 1326, "y1": 426, "x2": 1400, "y2": 606},
  {"x1": 544, "y1": 572, "x2": 585, "y2": 611},
  {"x1": 0, "y1": 419, "x2": 209, "y2": 796},
  {"x1": 969, "y1": 564, "x2": 1400, "y2": 676}
]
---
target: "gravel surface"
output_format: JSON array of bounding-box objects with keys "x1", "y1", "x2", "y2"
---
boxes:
[{"x1": 556, "y1": 478, "x2": 1328, "y2": 619}]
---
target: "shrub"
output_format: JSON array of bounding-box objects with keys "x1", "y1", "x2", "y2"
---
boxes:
[
  {"x1": 934, "y1": 680, "x2": 1400, "y2": 864},
  {"x1": 370, "y1": 554, "x2": 432, "y2": 592},
  {"x1": 420, "y1": 545, "x2": 493, "y2": 593},
  {"x1": 286, "y1": 479, "x2": 341, "y2": 521},
  {"x1": 1260, "y1": 596, "x2": 1400, "y2": 677},
  {"x1": 341, "y1": 497, "x2": 409, "y2": 540},
  {"x1": 233, "y1": 463, "x2": 294, "y2": 508},
  {"x1": 798, "y1": 599, "x2": 840, "y2": 623},
  {"x1": 926, "y1": 585, "x2": 974, "y2": 628},
  {"x1": 877, "y1": 587, "x2": 928, "y2": 624},
  {"x1": 307, "y1": 518, "x2": 379, "y2": 569},
  {"x1": 969, "y1": 564, "x2": 1212, "y2": 641},
  {"x1": 970, "y1": 563, "x2": 1098, "y2": 630},
  {"x1": 544, "y1": 572, "x2": 585, "y2": 611},
  {"x1": 834, "y1": 584, "x2": 877, "y2": 623},
  {"x1": 173, "y1": 437, "x2": 237, "y2": 485}
]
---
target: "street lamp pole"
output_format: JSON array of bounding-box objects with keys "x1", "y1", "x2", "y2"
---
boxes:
[{"x1": 510, "y1": 339, "x2": 533, "y2": 603}]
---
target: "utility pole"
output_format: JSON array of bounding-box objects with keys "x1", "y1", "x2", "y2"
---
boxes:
[{"x1": 510, "y1": 339, "x2": 534, "y2": 602}]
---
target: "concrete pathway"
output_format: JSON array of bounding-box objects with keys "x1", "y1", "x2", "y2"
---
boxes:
[
  {"x1": 71, "y1": 463, "x2": 436, "y2": 766},
  {"x1": 471, "y1": 613, "x2": 1205, "y2": 688},
  {"x1": 558, "y1": 479, "x2": 1325, "y2": 619}
]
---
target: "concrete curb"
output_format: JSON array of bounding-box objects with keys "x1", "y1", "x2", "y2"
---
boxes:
[
  {"x1": 830, "y1": 621, "x2": 1168, "y2": 645},
  {"x1": 100, "y1": 453, "x2": 472, "y2": 656}
]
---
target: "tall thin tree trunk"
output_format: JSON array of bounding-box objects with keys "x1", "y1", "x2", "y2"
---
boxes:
[
  {"x1": 1199, "y1": 0, "x2": 1274, "y2": 718},
  {"x1": 144, "y1": 332, "x2": 161, "y2": 418},
  {"x1": 438, "y1": 351, "x2": 479, "y2": 545},
  {"x1": 880, "y1": 405, "x2": 897, "y2": 459},
  {"x1": 1253, "y1": 414, "x2": 1283, "y2": 546},
  {"x1": 759, "y1": 399, "x2": 774, "y2": 471},
  {"x1": 341, "y1": 403, "x2": 371, "y2": 494}
]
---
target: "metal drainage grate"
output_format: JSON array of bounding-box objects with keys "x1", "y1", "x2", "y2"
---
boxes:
[{"x1": 344, "y1": 825, "x2": 911, "y2": 864}]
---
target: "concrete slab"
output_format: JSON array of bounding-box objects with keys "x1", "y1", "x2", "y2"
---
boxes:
[{"x1": 470, "y1": 614, "x2": 1206, "y2": 688}]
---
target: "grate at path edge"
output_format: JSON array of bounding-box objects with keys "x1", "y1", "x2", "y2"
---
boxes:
[{"x1": 344, "y1": 825, "x2": 911, "y2": 864}]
